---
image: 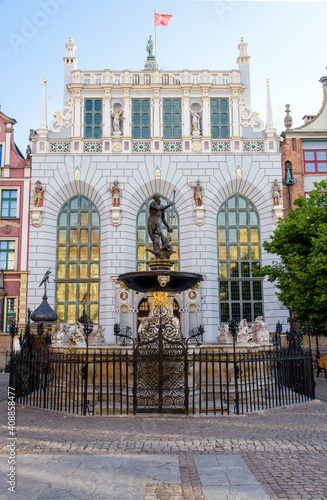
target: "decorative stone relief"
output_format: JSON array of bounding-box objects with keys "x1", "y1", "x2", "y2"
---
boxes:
[
  {"x1": 0, "y1": 220, "x2": 20, "y2": 228},
  {"x1": 49, "y1": 142, "x2": 71, "y2": 153},
  {"x1": 212, "y1": 141, "x2": 230, "y2": 152},
  {"x1": 192, "y1": 141, "x2": 201, "y2": 152},
  {"x1": 132, "y1": 141, "x2": 151, "y2": 153},
  {"x1": 243, "y1": 141, "x2": 264, "y2": 152},
  {"x1": 163, "y1": 141, "x2": 182, "y2": 153},
  {"x1": 83, "y1": 142, "x2": 102, "y2": 153},
  {"x1": 240, "y1": 102, "x2": 264, "y2": 132},
  {"x1": 49, "y1": 106, "x2": 73, "y2": 133}
]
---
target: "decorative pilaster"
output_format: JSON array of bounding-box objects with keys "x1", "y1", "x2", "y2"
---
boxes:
[
  {"x1": 123, "y1": 90, "x2": 131, "y2": 138},
  {"x1": 73, "y1": 91, "x2": 82, "y2": 137},
  {"x1": 202, "y1": 90, "x2": 210, "y2": 137},
  {"x1": 103, "y1": 91, "x2": 111, "y2": 137},
  {"x1": 182, "y1": 89, "x2": 191, "y2": 137},
  {"x1": 152, "y1": 90, "x2": 161, "y2": 138},
  {"x1": 231, "y1": 90, "x2": 240, "y2": 137}
]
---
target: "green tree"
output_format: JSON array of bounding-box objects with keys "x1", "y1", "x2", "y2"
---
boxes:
[{"x1": 256, "y1": 180, "x2": 327, "y2": 336}]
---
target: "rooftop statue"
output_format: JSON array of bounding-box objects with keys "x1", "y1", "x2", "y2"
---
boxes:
[{"x1": 146, "y1": 35, "x2": 154, "y2": 57}]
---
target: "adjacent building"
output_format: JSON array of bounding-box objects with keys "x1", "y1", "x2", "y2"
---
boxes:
[
  {"x1": 281, "y1": 75, "x2": 327, "y2": 209},
  {"x1": 27, "y1": 38, "x2": 288, "y2": 343},
  {"x1": 0, "y1": 111, "x2": 30, "y2": 363}
]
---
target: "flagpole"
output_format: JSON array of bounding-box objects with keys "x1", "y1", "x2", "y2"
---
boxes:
[{"x1": 154, "y1": 10, "x2": 157, "y2": 68}]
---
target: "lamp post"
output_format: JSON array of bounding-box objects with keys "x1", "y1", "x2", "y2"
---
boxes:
[
  {"x1": 274, "y1": 320, "x2": 282, "y2": 352},
  {"x1": 82, "y1": 315, "x2": 93, "y2": 416},
  {"x1": 9, "y1": 320, "x2": 18, "y2": 353}
]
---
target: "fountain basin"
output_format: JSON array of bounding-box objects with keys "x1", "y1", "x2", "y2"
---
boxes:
[{"x1": 118, "y1": 270, "x2": 203, "y2": 293}]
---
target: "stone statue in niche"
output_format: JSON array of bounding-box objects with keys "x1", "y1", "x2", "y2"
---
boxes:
[
  {"x1": 191, "y1": 108, "x2": 201, "y2": 134},
  {"x1": 272, "y1": 179, "x2": 281, "y2": 206},
  {"x1": 147, "y1": 193, "x2": 174, "y2": 260},
  {"x1": 112, "y1": 108, "x2": 123, "y2": 134},
  {"x1": 187, "y1": 179, "x2": 203, "y2": 207},
  {"x1": 33, "y1": 180, "x2": 44, "y2": 207},
  {"x1": 107, "y1": 180, "x2": 121, "y2": 207}
]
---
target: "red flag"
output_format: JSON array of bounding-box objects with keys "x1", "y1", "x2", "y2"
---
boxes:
[{"x1": 155, "y1": 13, "x2": 173, "y2": 27}]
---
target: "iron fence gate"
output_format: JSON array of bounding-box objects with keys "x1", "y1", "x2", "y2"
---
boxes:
[{"x1": 133, "y1": 324, "x2": 189, "y2": 413}]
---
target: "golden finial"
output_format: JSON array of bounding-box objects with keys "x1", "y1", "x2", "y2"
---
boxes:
[
  {"x1": 69, "y1": 37, "x2": 73, "y2": 42},
  {"x1": 241, "y1": 37, "x2": 244, "y2": 42},
  {"x1": 266, "y1": 79, "x2": 270, "y2": 84},
  {"x1": 43, "y1": 78, "x2": 47, "y2": 84}
]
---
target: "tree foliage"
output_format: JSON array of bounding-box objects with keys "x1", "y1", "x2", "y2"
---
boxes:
[{"x1": 255, "y1": 180, "x2": 327, "y2": 336}]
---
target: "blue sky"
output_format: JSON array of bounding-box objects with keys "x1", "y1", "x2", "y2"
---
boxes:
[{"x1": 1, "y1": 0, "x2": 327, "y2": 152}]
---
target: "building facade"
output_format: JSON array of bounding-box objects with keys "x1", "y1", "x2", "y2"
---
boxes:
[
  {"x1": 281, "y1": 75, "x2": 327, "y2": 210},
  {"x1": 27, "y1": 38, "x2": 287, "y2": 343},
  {"x1": 0, "y1": 111, "x2": 30, "y2": 363}
]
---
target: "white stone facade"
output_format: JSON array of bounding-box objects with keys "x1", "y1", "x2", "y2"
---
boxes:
[{"x1": 27, "y1": 39, "x2": 288, "y2": 343}]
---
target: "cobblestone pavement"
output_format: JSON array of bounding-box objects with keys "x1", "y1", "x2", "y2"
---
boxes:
[{"x1": 1, "y1": 374, "x2": 327, "y2": 499}]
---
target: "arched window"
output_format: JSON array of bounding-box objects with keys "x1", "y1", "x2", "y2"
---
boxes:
[
  {"x1": 218, "y1": 195, "x2": 263, "y2": 323},
  {"x1": 55, "y1": 195, "x2": 100, "y2": 324},
  {"x1": 136, "y1": 196, "x2": 179, "y2": 271}
]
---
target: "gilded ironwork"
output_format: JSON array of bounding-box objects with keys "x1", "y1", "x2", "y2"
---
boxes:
[
  {"x1": 152, "y1": 292, "x2": 169, "y2": 307},
  {"x1": 135, "y1": 305, "x2": 189, "y2": 413}
]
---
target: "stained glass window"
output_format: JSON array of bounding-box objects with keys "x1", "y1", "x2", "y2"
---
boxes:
[
  {"x1": 55, "y1": 195, "x2": 100, "y2": 324},
  {"x1": 218, "y1": 195, "x2": 263, "y2": 323}
]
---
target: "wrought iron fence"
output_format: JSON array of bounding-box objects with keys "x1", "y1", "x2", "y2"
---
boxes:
[{"x1": 9, "y1": 347, "x2": 314, "y2": 416}]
